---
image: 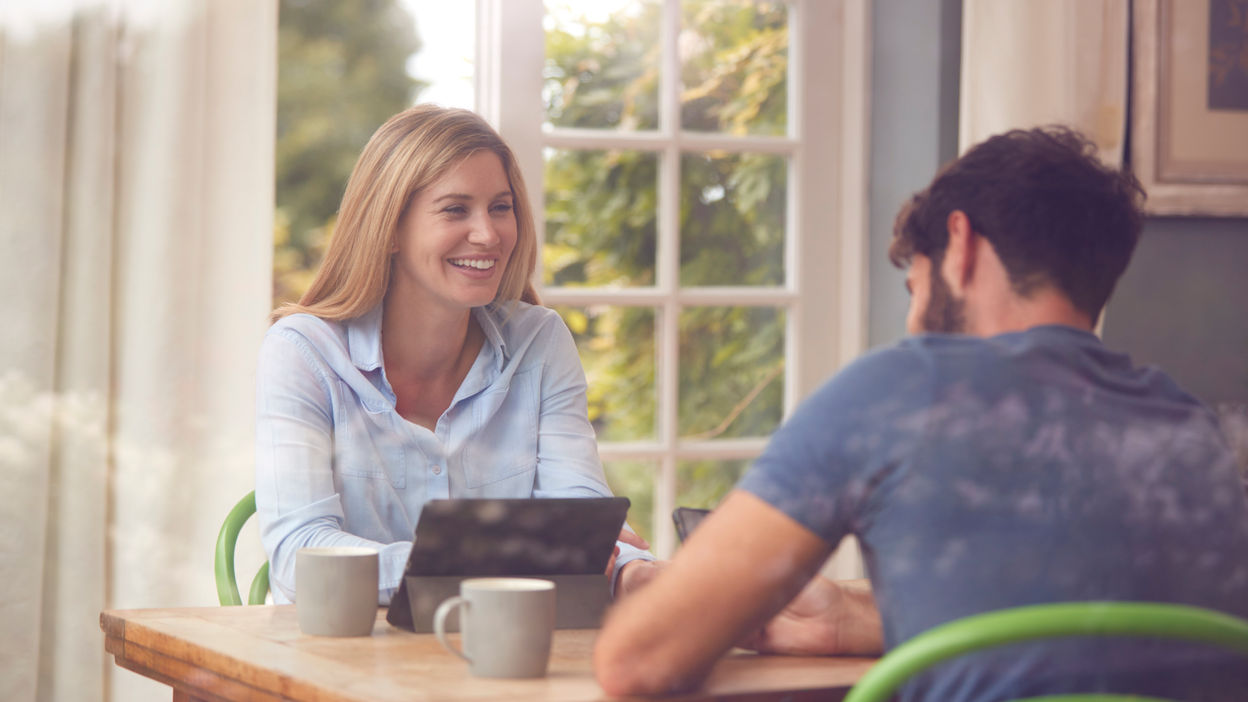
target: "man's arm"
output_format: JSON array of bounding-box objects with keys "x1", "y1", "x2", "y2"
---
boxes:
[{"x1": 592, "y1": 489, "x2": 831, "y2": 697}]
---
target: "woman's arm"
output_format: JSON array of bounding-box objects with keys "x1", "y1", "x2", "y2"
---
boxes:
[
  {"x1": 526, "y1": 313, "x2": 657, "y2": 581},
  {"x1": 254, "y1": 328, "x2": 408, "y2": 604}
]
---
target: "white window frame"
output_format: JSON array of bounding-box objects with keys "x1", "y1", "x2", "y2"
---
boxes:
[{"x1": 478, "y1": 0, "x2": 870, "y2": 566}]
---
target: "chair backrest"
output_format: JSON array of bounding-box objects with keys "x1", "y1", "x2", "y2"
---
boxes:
[
  {"x1": 843, "y1": 601, "x2": 1248, "y2": 702},
  {"x1": 214, "y1": 490, "x2": 270, "y2": 605}
]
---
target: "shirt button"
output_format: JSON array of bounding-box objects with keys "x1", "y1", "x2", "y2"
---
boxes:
[{"x1": 432, "y1": 465, "x2": 442, "y2": 475}]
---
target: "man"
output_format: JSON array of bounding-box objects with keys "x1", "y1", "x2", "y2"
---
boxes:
[{"x1": 594, "y1": 127, "x2": 1248, "y2": 700}]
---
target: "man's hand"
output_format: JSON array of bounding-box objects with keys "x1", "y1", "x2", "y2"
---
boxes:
[{"x1": 737, "y1": 577, "x2": 882, "y2": 656}]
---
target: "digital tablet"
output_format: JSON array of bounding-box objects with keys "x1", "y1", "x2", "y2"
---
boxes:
[{"x1": 386, "y1": 496, "x2": 630, "y2": 631}]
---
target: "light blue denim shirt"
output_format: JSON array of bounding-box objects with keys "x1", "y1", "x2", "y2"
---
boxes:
[{"x1": 255, "y1": 301, "x2": 650, "y2": 604}]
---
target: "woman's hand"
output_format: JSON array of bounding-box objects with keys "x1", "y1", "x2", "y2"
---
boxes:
[
  {"x1": 615, "y1": 559, "x2": 667, "y2": 596},
  {"x1": 605, "y1": 528, "x2": 664, "y2": 596},
  {"x1": 604, "y1": 527, "x2": 651, "y2": 577}
]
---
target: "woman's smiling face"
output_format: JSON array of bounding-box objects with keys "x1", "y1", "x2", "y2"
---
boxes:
[{"x1": 389, "y1": 150, "x2": 518, "y2": 314}]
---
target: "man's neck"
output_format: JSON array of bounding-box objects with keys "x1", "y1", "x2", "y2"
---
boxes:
[{"x1": 967, "y1": 287, "x2": 1093, "y2": 337}]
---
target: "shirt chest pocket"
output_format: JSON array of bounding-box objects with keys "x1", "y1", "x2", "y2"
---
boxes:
[
  {"x1": 333, "y1": 397, "x2": 408, "y2": 489},
  {"x1": 462, "y1": 367, "x2": 539, "y2": 491}
]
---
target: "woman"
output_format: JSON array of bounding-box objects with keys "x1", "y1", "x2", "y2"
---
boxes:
[{"x1": 255, "y1": 105, "x2": 654, "y2": 604}]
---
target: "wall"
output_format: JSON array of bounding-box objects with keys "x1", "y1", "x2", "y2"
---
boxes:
[
  {"x1": 1103, "y1": 218, "x2": 1248, "y2": 405},
  {"x1": 868, "y1": 0, "x2": 963, "y2": 347}
]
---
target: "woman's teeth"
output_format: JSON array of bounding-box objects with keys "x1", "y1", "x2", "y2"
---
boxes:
[{"x1": 449, "y1": 258, "x2": 495, "y2": 270}]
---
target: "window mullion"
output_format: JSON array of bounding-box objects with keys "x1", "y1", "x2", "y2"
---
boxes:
[
  {"x1": 543, "y1": 287, "x2": 798, "y2": 307},
  {"x1": 651, "y1": 0, "x2": 682, "y2": 558},
  {"x1": 479, "y1": 0, "x2": 546, "y2": 285},
  {"x1": 544, "y1": 129, "x2": 798, "y2": 154}
]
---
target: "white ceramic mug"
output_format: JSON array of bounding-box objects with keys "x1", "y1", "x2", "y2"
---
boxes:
[
  {"x1": 433, "y1": 577, "x2": 556, "y2": 678},
  {"x1": 295, "y1": 546, "x2": 378, "y2": 637}
]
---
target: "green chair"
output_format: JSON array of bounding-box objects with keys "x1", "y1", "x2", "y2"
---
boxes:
[
  {"x1": 214, "y1": 490, "x2": 270, "y2": 605},
  {"x1": 844, "y1": 601, "x2": 1248, "y2": 702}
]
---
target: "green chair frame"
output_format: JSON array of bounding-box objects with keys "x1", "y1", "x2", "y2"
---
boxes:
[
  {"x1": 843, "y1": 601, "x2": 1248, "y2": 702},
  {"x1": 214, "y1": 490, "x2": 270, "y2": 606}
]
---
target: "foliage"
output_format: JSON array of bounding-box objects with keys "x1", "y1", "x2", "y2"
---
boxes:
[
  {"x1": 544, "y1": 1, "x2": 791, "y2": 529},
  {"x1": 544, "y1": 1, "x2": 662, "y2": 131},
  {"x1": 545, "y1": 1, "x2": 788, "y2": 437},
  {"x1": 273, "y1": 0, "x2": 424, "y2": 307}
]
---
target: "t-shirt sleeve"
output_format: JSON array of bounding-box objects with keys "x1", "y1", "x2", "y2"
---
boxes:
[{"x1": 737, "y1": 344, "x2": 930, "y2": 545}]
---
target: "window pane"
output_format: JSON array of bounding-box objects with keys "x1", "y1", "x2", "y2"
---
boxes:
[
  {"x1": 678, "y1": 306, "x2": 785, "y2": 438},
  {"x1": 603, "y1": 460, "x2": 657, "y2": 545},
  {"x1": 544, "y1": 148, "x2": 658, "y2": 287},
  {"x1": 676, "y1": 459, "x2": 749, "y2": 510},
  {"x1": 679, "y1": 152, "x2": 786, "y2": 286},
  {"x1": 554, "y1": 305, "x2": 657, "y2": 441},
  {"x1": 544, "y1": 0, "x2": 661, "y2": 130},
  {"x1": 680, "y1": 0, "x2": 788, "y2": 135},
  {"x1": 274, "y1": 0, "x2": 423, "y2": 308},
  {"x1": 402, "y1": 0, "x2": 475, "y2": 109}
]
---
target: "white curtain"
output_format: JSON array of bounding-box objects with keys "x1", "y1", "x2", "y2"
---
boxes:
[
  {"x1": 959, "y1": 0, "x2": 1129, "y2": 165},
  {"x1": 0, "y1": 2, "x2": 275, "y2": 700}
]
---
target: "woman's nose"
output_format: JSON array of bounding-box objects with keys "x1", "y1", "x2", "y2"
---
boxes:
[{"x1": 467, "y1": 212, "x2": 500, "y2": 245}]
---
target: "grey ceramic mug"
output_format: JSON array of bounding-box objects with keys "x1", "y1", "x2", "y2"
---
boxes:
[
  {"x1": 433, "y1": 577, "x2": 556, "y2": 678},
  {"x1": 295, "y1": 546, "x2": 378, "y2": 637}
]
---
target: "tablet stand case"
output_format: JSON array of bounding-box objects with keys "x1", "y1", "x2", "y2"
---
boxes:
[{"x1": 383, "y1": 497, "x2": 630, "y2": 633}]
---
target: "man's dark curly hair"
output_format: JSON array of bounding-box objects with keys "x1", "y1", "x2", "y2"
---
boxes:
[{"x1": 889, "y1": 126, "x2": 1146, "y2": 325}]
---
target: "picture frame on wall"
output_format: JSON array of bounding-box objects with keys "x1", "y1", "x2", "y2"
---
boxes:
[{"x1": 1131, "y1": 0, "x2": 1248, "y2": 216}]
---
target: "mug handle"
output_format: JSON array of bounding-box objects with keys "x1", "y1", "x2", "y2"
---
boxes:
[{"x1": 433, "y1": 595, "x2": 471, "y2": 663}]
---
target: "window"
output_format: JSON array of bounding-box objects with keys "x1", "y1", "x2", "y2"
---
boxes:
[
  {"x1": 481, "y1": 0, "x2": 870, "y2": 561},
  {"x1": 274, "y1": 0, "x2": 868, "y2": 565}
]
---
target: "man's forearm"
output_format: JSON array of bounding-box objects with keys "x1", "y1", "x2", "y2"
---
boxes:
[{"x1": 593, "y1": 491, "x2": 832, "y2": 697}]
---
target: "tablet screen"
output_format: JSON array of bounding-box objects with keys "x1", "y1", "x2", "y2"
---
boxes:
[{"x1": 403, "y1": 496, "x2": 631, "y2": 577}]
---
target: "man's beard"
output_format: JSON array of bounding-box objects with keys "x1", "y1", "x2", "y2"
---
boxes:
[{"x1": 922, "y1": 268, "x2": 967, "y2": 333}]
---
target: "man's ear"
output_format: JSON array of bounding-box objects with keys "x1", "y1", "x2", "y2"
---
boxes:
[{"x1": 942, "y1": 210, "x2": 977, "y2": 294}]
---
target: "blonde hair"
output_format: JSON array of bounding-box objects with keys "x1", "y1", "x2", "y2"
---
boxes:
[{"x1": 273, "y1": 104, "x2": 540, "y2": 323}]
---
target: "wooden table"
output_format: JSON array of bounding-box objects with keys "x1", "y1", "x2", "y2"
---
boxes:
[{"x1": 101, "y1": 605, "x2": 876, "y2": 701}]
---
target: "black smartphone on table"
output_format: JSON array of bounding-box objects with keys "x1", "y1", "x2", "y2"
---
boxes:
[{"x1": 671, "y1": 506, "x2": 711, "y2": 543}]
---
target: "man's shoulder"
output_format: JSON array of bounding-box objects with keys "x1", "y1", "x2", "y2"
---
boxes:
[
  {"x1": 787, "y1": 343, "x2": 936, "y2": 439},
  {"x1": 815, "y1": 341, "x2": 936, "y2": 402}
]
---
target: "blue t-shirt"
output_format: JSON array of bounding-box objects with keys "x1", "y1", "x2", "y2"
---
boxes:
[{"x1": 740, "y1": 325, "x2": 1248, "y2": 701}]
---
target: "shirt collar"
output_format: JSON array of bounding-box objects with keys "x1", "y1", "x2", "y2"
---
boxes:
[
  {"x1": 346, "y1": 304, "x2": 385, "y2": 373},
  {"x1": 473, "y1": 304, "x2": 510, "y2": 374},
  {"x1": 345, "y1": 302, "x2": 511, "y2": 375}
]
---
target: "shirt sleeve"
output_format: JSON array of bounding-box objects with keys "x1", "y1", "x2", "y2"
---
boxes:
[
  {"x1": 254, "y1": 327, "x2": 409, "y2": 605},
  {"x1": 525, "y1": 313, "x2": 656, "y2": 581},
  {"x1": 738, "y1": 345, "x2": 930, "y2": 545}
]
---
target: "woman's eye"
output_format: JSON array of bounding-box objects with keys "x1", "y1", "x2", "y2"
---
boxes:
[
  {"x1": 491, "y1": 203, "x2": 514, "y2": 215},
  {"x1": 442, "y1": 205, "x2": 467, "y2": 216}
]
